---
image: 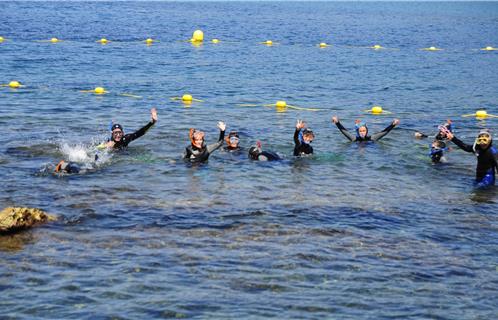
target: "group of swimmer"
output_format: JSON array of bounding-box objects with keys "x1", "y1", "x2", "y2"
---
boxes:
[{"x1": 54, "y1": 107, "x2": 497, "y2": 188}]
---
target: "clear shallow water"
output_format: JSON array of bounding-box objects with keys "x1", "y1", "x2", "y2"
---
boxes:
[{"x1": 1, "y1": 1, "x2": 498, "y2": 319}]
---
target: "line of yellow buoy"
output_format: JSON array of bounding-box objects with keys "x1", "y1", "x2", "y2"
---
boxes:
[
  {"x1": 1, "y1": 82, "x2": 496, "y2": 118},
  {"x1": 1, "y1": 30, "x2": 496, "y2": 52}
]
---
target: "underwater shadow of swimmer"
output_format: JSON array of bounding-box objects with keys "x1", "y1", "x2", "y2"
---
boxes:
[{"x1": 470, "y1": 186, "x2": 497, "y2": 204}]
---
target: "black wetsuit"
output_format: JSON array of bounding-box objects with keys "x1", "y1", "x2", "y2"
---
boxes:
[
  {"x1": 250, "y1": 150, "x2": 281, "y2": 161},
  {"x1": 184, "y1": 130, "x2": 225, "y2": 163},
  {"x1": 334, "y1": 121, "x2": 396, "y2": 142},
  {"x1": 451, "y1": 136, "x2": 497, "y2": 184},
  {"x1": 293, "y1": 129, "x2": 313, "y2": 156},
  {"x1": 111, "y1": 120, "x2": 156, "y2": 150}
]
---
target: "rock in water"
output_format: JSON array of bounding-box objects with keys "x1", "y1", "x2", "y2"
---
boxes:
[{"x1": 0, "y1": 207, "x2": 56, "y2": 233}]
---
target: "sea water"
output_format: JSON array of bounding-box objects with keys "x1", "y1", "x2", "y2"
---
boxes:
[{"x1": 1, "y1": 2, "x2": 497, "y2": 319}]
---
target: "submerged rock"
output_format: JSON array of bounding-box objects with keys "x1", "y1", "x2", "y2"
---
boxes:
[{"x1": 0, "y1": 207, "x2": 56, "y2": 233}]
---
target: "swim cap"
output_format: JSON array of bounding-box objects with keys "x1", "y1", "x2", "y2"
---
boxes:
[
  {"x1": 248, "y1": 146, "x2": 261, "y2": 160},
  {"x1": 111, "y1": 124, "x2": 123, "y2": 132},
  {"x1": 355, "y1": 120, "x2": 368, "y2": 137}
]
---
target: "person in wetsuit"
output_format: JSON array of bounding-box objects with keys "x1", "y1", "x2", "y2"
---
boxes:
[
  {"x1": 294, "y1": 120, "x2": 315, "y2": 156},
  {"x1": 224, "y1": 130, "x2": 242, "y2": 152},
  {"x1": 414, "y1": 120, "x2": 453, "y2": 163},
  {"x1": 445, "y1": 129, "x2": 497, "y2": 188},
  {"x1": 55, "y1": 108, "x2": 157, "y2": 174},
  {"x1": 248, "y1": 141, "x2": 281, "y2": 161},
  {"x1": 183, "y1": 121, "x2": 226, "y2": 163},
  {"x1": 102, "y1": 107, "x2": 158, "y2": 150},
  {"x1": 331, "y1": 116, "x2": 399, "y2": 142}
]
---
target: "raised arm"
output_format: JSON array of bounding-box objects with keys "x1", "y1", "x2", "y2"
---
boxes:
[
  {"x1": 206, "y1": 121, "x2": 226, "y2": 154},
  {"x1": 445, "y1": 131, "x2": 474, "y2": 153},
  {"x1": 125, "y1": 107, "x2": 157, "y2": 142},
  {"x1": 294, "y1": 120, "x2": 306, "y2": 146},
  {"x1": 332, "y1": 116, "x2": 355, "y2": 142},
  {"x1": 371, "y1": 119, "x2": 399, "y2": 141}
]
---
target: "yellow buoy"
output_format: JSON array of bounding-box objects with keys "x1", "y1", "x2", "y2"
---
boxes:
[
  {"x1": 192, "y1": 30, "x2": 204, "y2": 42},
  {"x1": 371, "y1": 106, "x2": 383, "y2": 114},
  {"x1": 182, "y1": 94, "x2": 193, "y2": 102},
  {"x1": 0, "y1": 36, "x2": 4, "y2": 43},
  {"x1": 50, "y1": 37, "x2": 59, "y2": 43},
  {"x1": 475, "y1": 110, "x2": 488, "y2": 118},
  {"x1": 319, "y1": 42, "x2": 328, "y2": 48},
  {"x1": 211, "y1": 39, "x2": 220, "y2": 44},
  {"x1": 145, "y1": 38, "x2": 154, "y2": 45},
  {"x1": 264, "y1": 40, "x2": 273, "y2": 46},
  {"x1": 9, "y1": 81, "x2": 21, "y2": 88},
  {"x1": 275, "y1": 101, "x2": 287, "y2": 108},
  {"x1": 422, "y1": 46, "x2": 442, "y2": 51},
  {"x1": 482, "y1": 46, "x2": 497, "y2": 51},
  {"x1": 372, "y1": 44, "x2": 383, "y2": 50},
  {"x1": 98, "y1": 38, "x2": 108, "y2": 44},
  {"x1": 94, "y1": 87, "x2": 106, "y2": 95}
]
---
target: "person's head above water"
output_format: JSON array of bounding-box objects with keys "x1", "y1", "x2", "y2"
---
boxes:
[
  {"x1": 189, "y1": 128, "x2": 205, "y2": 149},
  {"x1": 225, "y1": 130, "x2": 240, "y2": 148},
  {"x1": 111, "y1": 124, "x2": 124, "y2": 142},
  {"x1": 296, "y1": 120, "x2": 315, "y2": 144},
  {"x1": 355, "y1": 120, "x2": 368, "y2": 138},
  {"x1": 301, "y1": 128, "x2": 315, "y2": 144},
  {"x1": 476, "y1": 129, "x2": 492, "y2": 148},
  {"x1": 248, "y1": 141, "x2": 264, "y2": 160}
]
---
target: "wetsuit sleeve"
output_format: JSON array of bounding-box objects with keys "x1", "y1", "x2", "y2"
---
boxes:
[
  {"x1": 450, "y1": 136, "x2": 474, "y2": 153},
  {"x1": 294, "y1": 129, "x2": 302, "y2": 146},
  {"x1": 124, "y1": 120, "x2": 156, "y2": 143},
  {"x1": 371, "y1": 123, "x2": 396, "y2": 141},
  {"x1": 334, "y1": 121, "x2": 355, "y2": 142},
  {"x1": 206, "y1": 130, "x2": 225, "y2": 154},
  {"x1": 183, "y1": 147, "x2": 193, "y2": 159}
]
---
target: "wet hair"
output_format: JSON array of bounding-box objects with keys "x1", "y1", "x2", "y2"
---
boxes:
[{"x1": 189, "y1": 128, "x2": 205, "y2": 146}]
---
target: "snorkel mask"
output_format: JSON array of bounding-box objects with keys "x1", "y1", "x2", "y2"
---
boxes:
[
  {"x1": 299, "y1": 128, "x2": 315, "y2": 144},
  {"x1": 225, "y1": 131, "x2": 240, "y2": 146},
  {"x1": 472, "y1": 129, "x2": 492, "y2": 154},
  {"x1": 476, "y1": 131, "x2": 491, "y2": 146},
  {"x1": 111, "y1": 123, "x2": 124, "y2": 142}
]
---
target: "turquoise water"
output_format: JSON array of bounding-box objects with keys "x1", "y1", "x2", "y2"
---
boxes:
[{"x1": 1, "y1": 1, "x2": 498, "y2": 319}]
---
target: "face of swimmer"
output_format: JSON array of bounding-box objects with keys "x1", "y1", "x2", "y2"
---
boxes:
[
  {"x1": 192, "y1": 133, "x2": 204, "y2": 149},
  {"x1": 228, "y1": 135, "x2": 240, "y2": 148},
  {"x1": 303, "y1": 132, "x2": 314, "y2": 144},
  {"x1": 112, "y1": 128, "x2": 124, "y2": 142},
  {"x1": 477, "y1": 132, "x2": 491, "y2": 148},
  {"x1": 358, "y1": 126, "x2": 368, "y2": 138}
]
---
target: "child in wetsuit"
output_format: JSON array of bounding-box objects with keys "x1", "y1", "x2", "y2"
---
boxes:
[
  {"x1": 293, "y1": 120, "x2": 315, "y2": 156},
  {"x1": 331, "y1": 116, "x2": 399, "y2": 142},
  {"x1": 446, "y1": 129, "x2": 497, "y2": 188},
  {"x1": 422, "y1": 120, "x2": 453, "y2": 164}
]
